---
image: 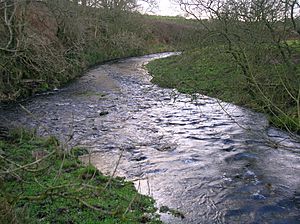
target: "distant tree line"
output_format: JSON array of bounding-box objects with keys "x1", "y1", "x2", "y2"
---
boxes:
[{"x1": 70, "y1": 0, "x2": 157, "y2": 11}]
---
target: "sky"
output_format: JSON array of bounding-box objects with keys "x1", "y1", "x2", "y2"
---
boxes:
[
  {"x1": 139, "y1": 0, "x2": 184, "y2": 16},
  {"x1": 156, "y1": 0, "x2": 182, "y2": 16}
]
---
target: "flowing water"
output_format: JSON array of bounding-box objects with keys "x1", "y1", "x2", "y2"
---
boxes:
[{"x1": 1, "y1": 53, "x2": 300, "y2": 223}]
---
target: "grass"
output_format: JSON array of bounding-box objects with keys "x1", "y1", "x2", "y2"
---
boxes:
[
  {"x1": 0, "y1": 129, "x2": 161, "y2": 223},
  {"x1": 147, "y1": 47, "x2": 244, "y2": 102},
  {"x1": 146, "y1": 46, "x2": 300, "y2": 134}
]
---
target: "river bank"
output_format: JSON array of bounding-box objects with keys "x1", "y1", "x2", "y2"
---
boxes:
[
  {"x1": 146, "y1": 48, "x2": 300, "y2": 135},
  {"x1": 1, "y1": 1, "x2": 192, "y2": 102},
  {"x1": 0, "y1": 129, "x2": 161, "y2": 223}
]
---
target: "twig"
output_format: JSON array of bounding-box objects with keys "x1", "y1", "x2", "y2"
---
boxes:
[
  {"x1": 19, "y1": 104, "x2": 51, "y2": 135},
  {"x1": 0, "y1": 151, "x2": 55, "y2": 175},
  {"x1": 105, "y1": 147, "x2": 125, "y2": 189}
]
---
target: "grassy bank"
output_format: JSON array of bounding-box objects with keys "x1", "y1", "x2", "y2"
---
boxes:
[
  {"x1": 146, "y1": 47, "x2": 300, "y2": 134},
  {"x1": 147, "y1": 48, "x2": 240, "y2": 99},
  {"x1": 0, "y1": 130, "x2": 161, "y2": 223}
]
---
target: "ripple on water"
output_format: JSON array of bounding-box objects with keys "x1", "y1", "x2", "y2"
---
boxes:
[
  {"x1": 182, "y1": 158, "x2": 199, "y2": 164},
  {"x1": 225, "y1": 152, "x2": 258, "y2": 163}
]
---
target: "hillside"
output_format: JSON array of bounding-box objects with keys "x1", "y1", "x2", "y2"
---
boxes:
[{"x1": 0, "y1": 1, "x2": 198, "y2": 102}]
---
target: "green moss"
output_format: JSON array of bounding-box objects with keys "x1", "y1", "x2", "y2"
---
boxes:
[
  {"x1": 0, "y1": 130, "x2": 161, "y2": 224},
  {"x1": 70, "y1": 147, "x2": 89, "y2": 157},
  {"x1": 159, "y1": 206, "x2": 185, "y2": 219}
]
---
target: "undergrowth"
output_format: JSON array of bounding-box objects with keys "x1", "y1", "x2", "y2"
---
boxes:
[{"x1": 0, "y1": 129, "x2": 161, "y2": 223}]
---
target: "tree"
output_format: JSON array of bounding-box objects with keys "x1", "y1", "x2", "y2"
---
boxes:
[{"x1": 176, "y1": 0, "x2": 300, "y2": 134}]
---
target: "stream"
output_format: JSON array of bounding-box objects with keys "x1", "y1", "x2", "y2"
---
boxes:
[{"x1": 1, "y1": 53, "x2": 300, "y2": 223}]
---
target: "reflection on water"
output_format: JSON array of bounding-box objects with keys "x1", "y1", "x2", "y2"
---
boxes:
[{"x1": 1, "y1": 53, "x2": 300, "y2": 223}]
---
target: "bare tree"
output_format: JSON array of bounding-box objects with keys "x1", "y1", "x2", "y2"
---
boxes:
[{"x1": 175, "y1": 0, "x2": 300, "y2": 134}]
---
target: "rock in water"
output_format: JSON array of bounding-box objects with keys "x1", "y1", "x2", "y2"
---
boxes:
[{"x1": 0, "y1": 126, "x2": 9, "y2": 140}]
